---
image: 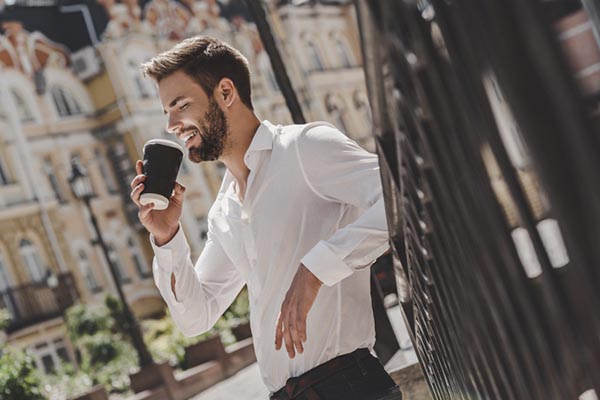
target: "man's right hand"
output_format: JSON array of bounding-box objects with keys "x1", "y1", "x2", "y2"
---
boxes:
[{"x1": 130, "y1": 160, "x2": 185, "y2": 246}]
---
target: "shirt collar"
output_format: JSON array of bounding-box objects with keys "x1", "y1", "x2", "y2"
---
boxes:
[{"x1": 243, "y1": 120, "x2": 277, "y2": 168}]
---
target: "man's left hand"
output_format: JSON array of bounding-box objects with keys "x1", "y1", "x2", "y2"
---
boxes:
[{"x1": 275, "y1": 264, "x2": 323, "y2": 359}]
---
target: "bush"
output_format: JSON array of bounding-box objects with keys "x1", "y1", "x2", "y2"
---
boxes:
[
  {"x1": 65, "y1": 304, "x2": 111, "y2": 341},
  {"x1": 0, "y1": 346, "x2": 44, "y2": 400},
  {"x1": 142, "y1": 288, "x2": 250, "y2": 369},
  {"x1": 143, "y1": 310, "x2": 209, "y2": 368},
  {"x1": 0, "y1": 309, "x2": 11, "y2": 331},
  {"x1": 62, "y1": 298, "x2": 139, "y2": 396}
]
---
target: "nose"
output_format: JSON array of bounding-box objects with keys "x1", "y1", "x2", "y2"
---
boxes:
[{"x1": 165, "y1": 113, "x2": 182, "y2": 135}]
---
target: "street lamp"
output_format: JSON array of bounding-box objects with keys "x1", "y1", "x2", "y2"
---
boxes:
[{"x1": 68, "y1": 158, "x2": 154, "y2": 367}]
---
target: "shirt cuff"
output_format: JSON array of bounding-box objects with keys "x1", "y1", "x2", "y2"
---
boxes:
[
  {"x1": 150, "y1": 224, "x2": 186, "y2": 273},
  {"x1": 301, "y1": 241, "x2": 354, "y2": 286}
]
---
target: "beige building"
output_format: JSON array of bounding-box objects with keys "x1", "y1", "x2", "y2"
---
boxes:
[{"x1": 0, "y1": 0, "x2": 372, "y2": 374}]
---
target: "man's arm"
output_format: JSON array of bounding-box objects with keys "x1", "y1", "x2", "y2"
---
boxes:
[
  {"x1": 298, "y1": 124, "x2": 389, "y2": 285},
  {"x1": 275, "y1": 124, "x2": 389, "y2": 358},
  {"x1": 152, "y1": 227, "x2": 245, "y2": 337}
]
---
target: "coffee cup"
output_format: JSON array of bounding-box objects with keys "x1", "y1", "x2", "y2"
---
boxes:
[{"x1": 140, "y1": 139, "x2": 183, "y2": 210}]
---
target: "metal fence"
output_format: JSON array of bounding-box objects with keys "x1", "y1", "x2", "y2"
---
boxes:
[{"x1": 354, "y1": 0, "x2": 600, "y2": 399}]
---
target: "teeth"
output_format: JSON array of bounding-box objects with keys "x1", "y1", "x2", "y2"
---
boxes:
[{"x1": 183, "y1": 131, "x2": 198, "y2": 144}]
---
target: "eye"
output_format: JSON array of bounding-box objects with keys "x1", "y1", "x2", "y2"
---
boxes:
[{"x1": 179, "y1": 103, "x2": 190, "y2": 111}]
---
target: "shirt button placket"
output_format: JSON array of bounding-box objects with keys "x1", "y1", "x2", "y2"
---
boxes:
[{"x1": 241, "y1": 209, "x2": 257, "y2": 268}]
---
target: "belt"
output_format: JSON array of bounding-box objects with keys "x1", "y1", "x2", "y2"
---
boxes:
[{"x1": 270, "y1": 348, "x2": 373, "y2": 400}]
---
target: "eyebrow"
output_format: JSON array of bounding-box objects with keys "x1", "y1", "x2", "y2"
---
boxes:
[{"x1": 163, "y1": 95, "x2": 186, "y2": 115}]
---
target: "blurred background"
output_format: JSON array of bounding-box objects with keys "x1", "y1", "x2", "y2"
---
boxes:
[
  {"x1": 0, "y1": 1, "x2": 412, "y2": 399},
  {"x1": 1, "y1": 0, "x2": 599, "y2": 399}
]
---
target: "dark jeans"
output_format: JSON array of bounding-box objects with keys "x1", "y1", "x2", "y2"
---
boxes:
[{"x1": 270, "y1": 349, "x2": 402, "y2": 400}]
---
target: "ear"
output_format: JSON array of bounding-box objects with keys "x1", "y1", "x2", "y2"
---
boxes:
[{"x1": 214, "y1": 78, "x2": 237, "y2": 108}]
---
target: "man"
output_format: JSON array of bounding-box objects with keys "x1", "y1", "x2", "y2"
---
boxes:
[{"x1": 130, "y1": 36, "x2": 402, "y2": 400}]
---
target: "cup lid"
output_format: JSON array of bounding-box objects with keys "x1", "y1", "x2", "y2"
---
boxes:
[{"x1": 143, "y1": 138, "x2": 183, "y2": 154}]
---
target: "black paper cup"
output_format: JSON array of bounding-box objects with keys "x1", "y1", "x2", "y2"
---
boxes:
[{"x1": 140, "y1": 139, "x2": 183, "y2": 210}]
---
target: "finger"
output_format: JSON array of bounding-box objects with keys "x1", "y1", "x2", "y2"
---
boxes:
[
  {"x1": 275, "y1": 311, "x2": 284, "y2": 350},
  {"x1": 171, "y1": 182, "x2": 186, "y2": 202},
  {"x1": 130, "y1": 183, "x2": 144, "y2": 205},
  {"x1": 298, "y1": 312, "x2": 307, "y2": 343},
  {"x1": 130, "y1": 174, "x2": 146, "y2": 190},
  {"x1": 138, "y1": 203, "x2": 155, "y2": 221},
  {"x1": 136, "y1": 160, "x2": 143, "y2": 175},
  {"x1": 288, "y1": 309, "x2": 303, "y2": 354},
  {"x1": 283, "y1": 315, "x2": 296, "y2": 359}
]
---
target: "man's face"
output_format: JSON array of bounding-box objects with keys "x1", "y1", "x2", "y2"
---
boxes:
[{"x1": 158, "y1": 70, "x2": 229, "y2": 163}]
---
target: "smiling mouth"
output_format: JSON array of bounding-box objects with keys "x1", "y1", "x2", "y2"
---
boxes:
[{"x1": 182, "y1": 130, "x2": 198, "y2": 145}]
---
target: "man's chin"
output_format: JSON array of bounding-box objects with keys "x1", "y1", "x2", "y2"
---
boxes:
[{"x1": 188, "y1": 147, "x2": 217, "y2": 163}]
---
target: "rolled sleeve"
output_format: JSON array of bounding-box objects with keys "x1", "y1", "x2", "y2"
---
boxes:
[{"x1": 301, "y1": 241, "x2": 354, "y2": 287}]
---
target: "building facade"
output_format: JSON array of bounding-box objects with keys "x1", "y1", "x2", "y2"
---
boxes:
[{"x1": 0, "y1": 0, "x2": 373, "y2": 374}]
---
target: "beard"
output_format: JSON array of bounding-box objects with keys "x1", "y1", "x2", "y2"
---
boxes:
[{"x1": 188, "y1": 97, "x2": 229, "y2": 163}]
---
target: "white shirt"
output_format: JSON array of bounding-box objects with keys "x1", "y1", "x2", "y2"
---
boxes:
[{"x1": 151, "y1": 120, "x2": 390, "y2": 392}]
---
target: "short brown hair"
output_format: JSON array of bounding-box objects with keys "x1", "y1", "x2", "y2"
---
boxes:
[{"x1": 141, "y1": 36, "x2": 253, "y2": 110}]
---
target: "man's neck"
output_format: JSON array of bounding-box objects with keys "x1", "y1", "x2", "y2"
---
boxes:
[{"x1": 220, "y1": 111, "x2": 261, "y2": 195}]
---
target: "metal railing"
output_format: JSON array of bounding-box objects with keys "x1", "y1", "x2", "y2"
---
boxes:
[
  {"x1": 355, "y1": 0, "x2": 600, "y2": 399},
  {"x1": 0, "y1": 272, "x2": 79, "y2": 333}
]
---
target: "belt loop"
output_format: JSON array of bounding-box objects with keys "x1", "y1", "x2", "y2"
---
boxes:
[{"x1": 353, "y1": 351, "x2": 369, "y2": 376}]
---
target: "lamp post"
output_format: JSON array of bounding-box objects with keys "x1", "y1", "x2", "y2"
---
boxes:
[{"x1": 68, "y1": 158, "x2": 153, "y2": 367}]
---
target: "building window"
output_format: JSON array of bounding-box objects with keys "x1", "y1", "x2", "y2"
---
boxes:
[
  {"x1": 0, "y1": 253, "x2": 11, "y2": 291},
  {"x1": 0, "y1": 157, "x2": 11, "y2": 186},
  {"x1": 307, "y1": 41, "x2": 324, "y2": 71},
  {"x1": 43, "y1": 158, "x2": 66, "y2": 203},
  {"x1": 77, "y1": 249, "x2": 100, "y2": 293},
  {"x1": 51, "y1": 86, "x2": 82, "y2": 117},
  {"x1": 129, "y1": 60, "x2": 151, "y2": 99},
  {"x1": 127, "y1": 237, "x2": 150, "y2": 279},
  {"x1": 325, "y1": 94, "x2": 348, "y2": 134},
  {"x1": 19, "y1": 239, "x2": 46, "y2": 283},
  {"x1": 94, "y1": 149, "x2": 118, "y2": 194},
  {"x1": 0, "y1": 253, "x2": 16, "y2": 319},
  {"x1": 70, "y1": 153, "x2": 95, "y2": 195},
  {"x1": 10, "y1": 89, "x2": 34, "y2": 123},
  {"x1": 353, "y1": 91, "x2": 373, "y2": 127},
  {"x1": 334, "y1": 38, "x2": 353, "y2": 68},
  {"x1": 31, "y1": 338, "x2": 71, "y2": 374},
  {"x1": 108, "y1": 244, "x2": 129, "y2": 284}
]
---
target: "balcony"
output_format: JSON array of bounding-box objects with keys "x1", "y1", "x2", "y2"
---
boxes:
[{"x1": 0, "y1": 272, "x2": 79, "y2": 333}]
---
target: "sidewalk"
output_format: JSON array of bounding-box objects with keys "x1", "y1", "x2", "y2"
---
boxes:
[{"x1": 190, "y1": 363, "x2": 269, "y2": 400}]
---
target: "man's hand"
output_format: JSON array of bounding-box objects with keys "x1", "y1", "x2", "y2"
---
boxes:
[
  {"x1": 130, "y1": 160, "x2": 185, "y2": 245},
  {"x1": 275, "y1": 264, "x2": 323, "y2": 359}
]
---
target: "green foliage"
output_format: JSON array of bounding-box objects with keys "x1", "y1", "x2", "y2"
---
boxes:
[
  {"x1": 0, "y1": 309, "x2": 11, "y2": 331},
  {"x1": 142, "y1": 310, "x2": 209, "y2": 368},
  {"x1": 0, "y1": 346, "x2": 44, "y2": 400},
  {"x1": 84, "y1": 334, "x2": 120, "y2": 366},
  {"x1": 41, "y1": 361, "x2": 94, "y2": 400},
  {"x1": 223, "y1": 287, "x2": 250, "y2": 324},
  {"x1": 65, "y1": 303, "x2": 111, "y2": 341},
  {"x1": 142, "y1": 288, "x2": 250, "y2": 369},
  {"x1": 105, "y1": 295, "x2": 130, "y2": 336},
  {"x1": 61, "y1": 297, "x2": 140, "y2": 396},
  {"x1": 48, "y1": 287, "x2": 252, "y2": 396}
]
